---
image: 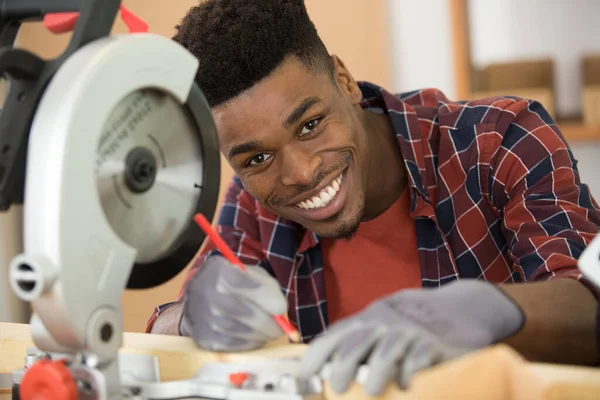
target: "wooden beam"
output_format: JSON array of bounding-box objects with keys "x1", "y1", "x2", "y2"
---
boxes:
[
  {"x1": 449, "y1": 0, "x2": 473, "y2": 99},
  {"x1": 3, "y1": 322, "x2": 600, "y2": 399},
  {"x1": 560, "y1": 121, "x2": 600, "y2": 142},
  {"x1": 0, "y1": 322, "x2": 303, "y2": 382}
]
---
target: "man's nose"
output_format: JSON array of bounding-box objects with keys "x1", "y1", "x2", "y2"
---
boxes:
[{"x1": 279, "y1": 147, "x2": 322, "y2": 187}]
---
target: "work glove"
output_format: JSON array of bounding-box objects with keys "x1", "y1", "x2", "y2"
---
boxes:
[
  {"x1": 178, "y1": 255, "x2": 288, "y2": 352},
  {"x1": 297, "y1": 279, "x2": 524, "y2": 396}
]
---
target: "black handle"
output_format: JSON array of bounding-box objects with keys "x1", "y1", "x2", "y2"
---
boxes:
[
  {"x1": 0, "y1": 0, "x2": 122, "y2": 210},
  {"x1": 1, "y1": 0, "x2": 122, "y2": 50},
  {"x1": 0, "y1": 0, "x2": 84, "y2": 20}
]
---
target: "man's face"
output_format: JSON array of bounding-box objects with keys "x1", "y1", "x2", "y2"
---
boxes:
[{"x1": 213, "y1": 56, "x2": 368, "y2": 239}]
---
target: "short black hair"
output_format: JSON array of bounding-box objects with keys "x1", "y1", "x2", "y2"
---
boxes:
[{"x1": 173, "y1": 0, "x2": 334, "y2": 107}]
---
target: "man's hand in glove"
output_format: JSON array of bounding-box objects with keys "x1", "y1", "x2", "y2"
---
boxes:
[
  {"x1": 178, "y1": 255, "x2": 288, "y2": 352},
  {"x1": 297, "y1": 279, "x2": 525, "y2": 396}
]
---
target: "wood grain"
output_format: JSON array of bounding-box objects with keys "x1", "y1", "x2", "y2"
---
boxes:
[
  {"x1": 449, "y1": 0, "x2": 472, "y2": 100},
  {"x1": 2, "y1": 322, "x2": 600, "y2": 399}
]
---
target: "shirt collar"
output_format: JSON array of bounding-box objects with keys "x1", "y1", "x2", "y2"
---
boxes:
[{"x1": 358, "y1": 81, "x2": 431, "y2": 199}]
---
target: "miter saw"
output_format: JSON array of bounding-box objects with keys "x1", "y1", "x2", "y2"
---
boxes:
[
  {"x1": 0, "y1": 1, "x2": 325, "y2": 399},
  {"x1": 3, "y1": 2, "x2": 599, "y2": 400}
]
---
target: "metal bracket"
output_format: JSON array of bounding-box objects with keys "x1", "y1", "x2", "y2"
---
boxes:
[{"x1": 129, "y1": 359, "x2": 324, "y2": 400}]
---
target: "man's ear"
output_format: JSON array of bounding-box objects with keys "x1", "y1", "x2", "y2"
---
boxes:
[{"x1": 331, "y1": 55, "x2": 362, "y2": 104}]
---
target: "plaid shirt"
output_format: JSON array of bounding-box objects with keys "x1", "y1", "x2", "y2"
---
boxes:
[{"x1": 146, "y1": 82, "x2": 600, "y2": 342}]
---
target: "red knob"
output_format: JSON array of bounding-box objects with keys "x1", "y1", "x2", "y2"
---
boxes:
[
  {"x1": 228, "y1": 372, "x2": 249, "y2": 387},
  {"x1": 43, "y1": 6, "x2": 148, "y2": 35},
  {"x1": 20, "y1": 359, "x2": 78, "y2": 400},
  {"x1": 43, "y1": 13, "x2": 79, "y2": 34}
]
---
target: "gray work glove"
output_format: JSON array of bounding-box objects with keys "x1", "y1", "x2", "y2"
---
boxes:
[
  {"x1": 297, "y1": 279, "x2": 524, "y2": 396},
  {"x1": 178, "y1": 255, "x2": 288, "y2": 352}
]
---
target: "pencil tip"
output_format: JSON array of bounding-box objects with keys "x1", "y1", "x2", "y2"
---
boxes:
[{"x1": 289, "y1": 331, "x2": 301, "y2": 343}]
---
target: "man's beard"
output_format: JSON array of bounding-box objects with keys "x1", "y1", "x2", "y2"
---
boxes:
[
  {"x1": 318, "y1": 202, "x2": 363, "y2": 241},
  {"x1": 332, "y1": 219, "x2": 360, "y2": 241}
]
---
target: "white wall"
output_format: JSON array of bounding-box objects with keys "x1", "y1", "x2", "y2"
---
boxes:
[
  {"x1": 467, "y1": 0, "x2": 600, "y2": 118},
  {"x1": 386, "y1": 0, "x2": 457, "y2": 98}
]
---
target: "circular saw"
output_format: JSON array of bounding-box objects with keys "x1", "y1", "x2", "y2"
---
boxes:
[
  {"x1": 95, "y1": 85, "x2": 220, "y2": 289},
  {"x1": 0, "y1": 1, "x2": 220, "y2": 397}
]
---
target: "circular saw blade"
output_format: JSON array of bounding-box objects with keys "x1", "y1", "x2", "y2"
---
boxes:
[
  {"x1": 95, "y1": 87, "x2": 219, "y2": 288},
  {"x1": 96, "y1": 88, "x2": 202, "y2": 263}
]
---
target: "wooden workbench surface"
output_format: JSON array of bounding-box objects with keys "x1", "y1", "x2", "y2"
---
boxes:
[{"x1": 2, "y1": 322, "x2": 600, "y2": 399}]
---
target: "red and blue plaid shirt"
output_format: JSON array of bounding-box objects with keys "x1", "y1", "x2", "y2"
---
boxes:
[{"x1": 146, "y1": 82, "x2": 600, "y2": 342}]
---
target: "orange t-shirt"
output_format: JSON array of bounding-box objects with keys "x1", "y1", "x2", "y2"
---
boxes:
[{"x1": 320, "y1": 189, "x2": 422, "y2": 324}]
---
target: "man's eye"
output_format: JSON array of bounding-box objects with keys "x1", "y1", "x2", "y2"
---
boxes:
[
  {"x1": 300, "y1": 119, "x2": 320, "y2": 136},
  {"x1": 248, "y1": 153, "x2": 271, "y2": 166}
]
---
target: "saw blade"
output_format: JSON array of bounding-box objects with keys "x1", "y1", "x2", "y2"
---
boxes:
[{"x1": 95, "y1": 88, "x2": 203, "y2": 264}]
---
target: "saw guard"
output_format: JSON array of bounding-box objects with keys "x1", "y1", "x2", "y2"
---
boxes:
[{"x1": 8, "y1": 33, "x2": 220, "y2": 359}]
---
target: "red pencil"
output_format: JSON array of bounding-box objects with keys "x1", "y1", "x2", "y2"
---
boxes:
[{"x1": 193, "y1": 213, "x2": 301, "y2": 343}]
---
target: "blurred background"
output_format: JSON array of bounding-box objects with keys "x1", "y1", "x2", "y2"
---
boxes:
[{"x1": 2, "y1": 0, "x2": 600, "y2": 332}]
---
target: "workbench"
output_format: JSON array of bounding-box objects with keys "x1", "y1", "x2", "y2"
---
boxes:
[{"x1": 1, "y1": 322, "x2": 600, "y2": 399}]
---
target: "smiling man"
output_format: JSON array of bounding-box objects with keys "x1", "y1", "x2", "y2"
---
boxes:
[{"x1": 147, "y1": 0, "x2": 600, "y2": 395}]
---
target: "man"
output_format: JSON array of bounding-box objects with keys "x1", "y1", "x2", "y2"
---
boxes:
[{"x1": 147, "y1": 0, "x2": 600, "y2": 395}]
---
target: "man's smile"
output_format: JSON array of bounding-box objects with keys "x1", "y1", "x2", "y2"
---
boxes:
[
  {"x1": 296, "y1": 173, "x2": 342, "y2": 209},
  {"x1": 287, "y1": 167, "x2": 350, "y2": 221}
]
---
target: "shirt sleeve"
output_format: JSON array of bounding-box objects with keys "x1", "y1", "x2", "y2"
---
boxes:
[
  {"x1": 145, "y1": 176, "x2": 268, "y2": 333},
  {"x1": 491, "y1": 99, "x2": 600, "y2": 297}
]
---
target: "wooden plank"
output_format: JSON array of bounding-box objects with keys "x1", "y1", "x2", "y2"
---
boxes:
[
  {"x1": 3, "y1": 322, "x2": 600, "y2": 399},
  {"x1": 449, "y1": 0, "x2": 472, "y2": 99},
  {"x1": 0, "y1": 322, "x2": 303, "y2": 381},
  {"x1": 582, "y1": 55, "x2": 600, "y2": 86},
  {"x1": 560, "y1": 122, "x2": 600, "y2": 142},
  {"x1": 473, "y1": 60, "x2": 554, "y2": 93},
  {"x1": 582, "y1": 84, "x2": 600, "y2": 127}
]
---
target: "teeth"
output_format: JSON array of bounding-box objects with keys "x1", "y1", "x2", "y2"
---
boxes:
[
  {"x1": 297, "y1": 174, "x2": 343, "y2": 210},
  {"x1": 332, "y1": 180, "x2": 339, "y2": 191}
]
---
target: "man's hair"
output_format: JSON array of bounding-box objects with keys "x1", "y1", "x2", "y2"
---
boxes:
[{"x1": 173, "y1": 0, "x2": 334, "y2": 107}]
